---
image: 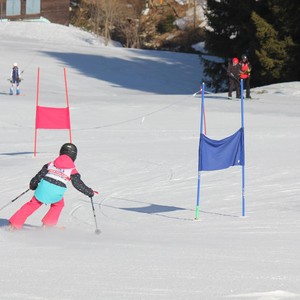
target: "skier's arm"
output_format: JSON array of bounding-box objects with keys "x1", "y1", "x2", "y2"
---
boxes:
[
  {"x1": 70, "y1": 173, "x2": 94, "y2": 197},
  {"x1": 30, "y1": 163, "x2": 48, "y2": 190},
  {"x1": 227, "y1": 64, "x2": 231, "y2": 76}
]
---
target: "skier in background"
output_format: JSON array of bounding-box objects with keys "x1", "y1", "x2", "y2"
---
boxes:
[
  {"x1": 227, "y1": 57, "x2": 241, "y2": 99},
  {"x1": 8, "y1": 143, "x2": 97, "y2": 230},
  {"x1": 239, "y1": 54, "x2": 252, "y2": 99},
  {"x1": 10, "y1": 62, "x2": 21, "y2": 95}
]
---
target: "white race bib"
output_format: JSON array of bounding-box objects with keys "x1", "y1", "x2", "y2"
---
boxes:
[{"x1": 46, "y1": 162, "x2": 73, "y2": 184}]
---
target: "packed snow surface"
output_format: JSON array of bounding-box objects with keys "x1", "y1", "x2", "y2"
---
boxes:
[{"x1": 0, "y1": 21, "x2": 300, "y2": 300}]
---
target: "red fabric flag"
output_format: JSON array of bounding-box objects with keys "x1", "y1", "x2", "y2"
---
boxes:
[{"x1": 36, "y1": 106, "x2": 71, "y2": 129}]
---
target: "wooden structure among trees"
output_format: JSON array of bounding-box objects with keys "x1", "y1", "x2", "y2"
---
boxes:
[{"x1": 0, "y1": 0, "x2": 69, "y2": 25}]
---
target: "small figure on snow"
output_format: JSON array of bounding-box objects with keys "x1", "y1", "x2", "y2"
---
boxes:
[
  {"x1": 10, "y1": 62, "x2": 21, "y2": 95},
  {"x1": 8, "y1": 143, "x2": 97, "y2": 230},
  {"x1": 227, "y1": 57, "x2": 241, "y2": 99},
  {"x1": 239, "y1": 54, "x2": 252, "y2": 99}
]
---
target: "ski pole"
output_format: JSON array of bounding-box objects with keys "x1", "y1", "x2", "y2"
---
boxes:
[
  {"x1": 0, "y1": 188, "x2": 30, "y2": 212},
  {"x1": 193, "y1": 89, "x2": 215, "y2": 97},
  {"x1": 193, "y1": 89, "x2": 201, "y2": 96},
  {"x1": 90, "y1": 196, "x2": 101, "y2": 235}
]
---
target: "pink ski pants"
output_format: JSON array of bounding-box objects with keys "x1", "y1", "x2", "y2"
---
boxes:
[{"x1": 9, "y1": 196, "x2": 64, "y2": 229}]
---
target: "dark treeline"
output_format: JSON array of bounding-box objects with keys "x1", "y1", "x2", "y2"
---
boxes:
[{"x1": 203, "y1": 0, "x2": 300, "y2": 90}]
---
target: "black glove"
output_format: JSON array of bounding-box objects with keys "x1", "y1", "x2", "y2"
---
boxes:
[{"x1": 87, "y1": 189, "x2": 96, "y2": 198}]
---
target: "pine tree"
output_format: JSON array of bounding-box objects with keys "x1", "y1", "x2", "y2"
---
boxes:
[
  {"x1": 251, "y1": 11, "x2": 292, "y2": 85},
  {"x1": 267, "y1": 0, "x2": 300, "y2": 80},
  {"x1": 203, "y1": 0, "x2": 299, "y2": 89},
  {"x1": 203, "y1": 0, "x2": 257, "y2": 91}
]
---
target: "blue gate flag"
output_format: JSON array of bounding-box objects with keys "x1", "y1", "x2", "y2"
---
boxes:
[{"x1": 199, "y1": 128, "x2": 244, "y2": 171}]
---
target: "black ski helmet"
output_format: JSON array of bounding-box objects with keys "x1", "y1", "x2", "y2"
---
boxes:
[
  {"x1": 59, "y1": 143, "x2": 77, "y2": 161},
  {"x1": 241, "y1": 54, "x2": 248, "y2": 61}
]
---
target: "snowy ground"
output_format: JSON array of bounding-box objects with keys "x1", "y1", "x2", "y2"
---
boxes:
[{"x1": 0, "y1": 22, "x2": 300, "y2": 300}]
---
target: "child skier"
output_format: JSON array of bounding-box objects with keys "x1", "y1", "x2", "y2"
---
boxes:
[
  {"x1": 10, "y1": 62, "x2": 21, "y2": 95},
  {"x1": 8, "y1": 143, "x2": 96, "y2": 230}
]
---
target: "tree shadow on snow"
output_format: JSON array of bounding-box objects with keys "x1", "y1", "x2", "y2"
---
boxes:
[
  {"x1": 42, "y1": 50, "x2": 199, "y2": 95},
  {"x1": 0, "y1": 152, "x2": 33, "y2": 156}
]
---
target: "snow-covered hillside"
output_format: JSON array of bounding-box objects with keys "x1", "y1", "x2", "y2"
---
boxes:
[{"x1": 0, "y1": 21, "x2": 300, "y2": 300}]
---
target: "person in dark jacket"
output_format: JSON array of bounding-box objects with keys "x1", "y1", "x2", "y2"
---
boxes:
[
  {"x1": 8, "y1": 143, "x2": 97, "y2": 230},
  {"x1": 239, "y1": 54, "x2": 252, "y2": 99},
  {"x1": 227, "y1": 57, "x2": 241, "y2": 99}
]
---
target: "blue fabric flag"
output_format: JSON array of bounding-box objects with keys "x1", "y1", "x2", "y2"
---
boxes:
[{"x1": 199, "y1": 128, "x2": 244, "y2": 171}]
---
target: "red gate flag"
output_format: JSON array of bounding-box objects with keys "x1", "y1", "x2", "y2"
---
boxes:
[
  {"x1": 34, "y1": 67, "x2": 72, "y2": 157},
  {"x1": 36, "y1": 106, "x2": 71, "y2": 129}
]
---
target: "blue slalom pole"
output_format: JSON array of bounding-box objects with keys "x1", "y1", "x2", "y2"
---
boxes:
[
  {"x1": 241, "y1": 79, "x2": 245, "y2": 216},
  {"x1": 195, "y1": 82, "x2": 205, "y2": 220}
]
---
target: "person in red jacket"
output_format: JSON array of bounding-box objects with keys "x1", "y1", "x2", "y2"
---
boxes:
[
  {"x1": 8, "y1": 143, "x2": 97, "y2": 230},
  {"x1": 239, "y1": 54, "x2": 252, "y2": 99}
]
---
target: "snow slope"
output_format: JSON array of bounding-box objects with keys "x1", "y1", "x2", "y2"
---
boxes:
[{"x1": 0, "y1": 21, "x2": 300, "y2": 300}]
